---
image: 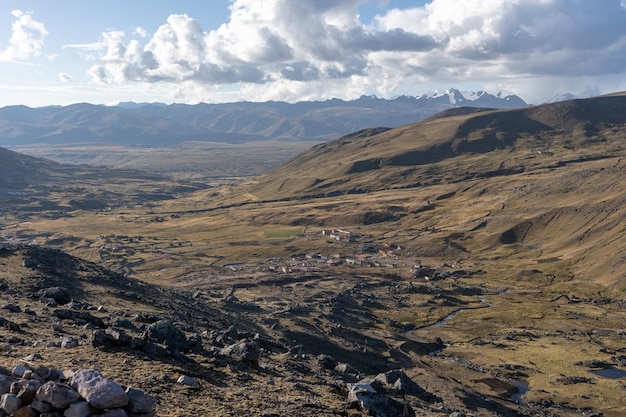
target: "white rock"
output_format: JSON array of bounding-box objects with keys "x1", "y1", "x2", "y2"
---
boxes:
[
  {"x1": 70, "y1": 369, "x2": 128, "y2": 409},
  {"x1": 176, "y1": 375, "x2": 199, "y2": 387}
]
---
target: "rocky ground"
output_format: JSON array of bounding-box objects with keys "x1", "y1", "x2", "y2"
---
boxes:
[{"x1": 0, "y1": 243, "x2": 620, "y2": 416}]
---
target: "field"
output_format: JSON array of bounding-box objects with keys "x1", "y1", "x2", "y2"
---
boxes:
[{"x1": 10, "y1": 140, "x2": 318, "y2": 180}]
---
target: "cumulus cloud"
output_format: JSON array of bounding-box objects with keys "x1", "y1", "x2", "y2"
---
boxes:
[
  {"x1": 85, "y1": 1, "x2": 440, "y2": 89},
  {"x1": 135, "y1": 27, "x2": 148, "y2": 38},
  {"x1": 82, "y1": 0, "x2": 626, "y2": 103},
  {"x1": 0, "y1": 10, "x2": 48, "y2": 62}
]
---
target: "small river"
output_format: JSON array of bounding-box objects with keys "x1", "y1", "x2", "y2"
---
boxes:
[{"x1": 415, "y1": 294, "x2": 493, "y2": 331}]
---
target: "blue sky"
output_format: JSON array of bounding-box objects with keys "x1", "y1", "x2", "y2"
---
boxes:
[{"x1": 1, "y1": 0, "x2": 625, "y2": 107}]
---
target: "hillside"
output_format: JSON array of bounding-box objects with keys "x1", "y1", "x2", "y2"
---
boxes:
[
  {"x1": 0, "y1": 146, "x2": 208, "y2": 219},
  {"x1": 0, "y1": 90, "x2": 526, "y2": 146},
  {"x1": 251, "y1": 93, "x2": 626, "y2": 199},
  {"x1": 247, "y1": 93, "x2": 626, "y2": 290}
]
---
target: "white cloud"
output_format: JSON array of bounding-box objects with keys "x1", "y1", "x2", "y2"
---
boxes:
[
  {"x1": 0, "y1": 10, "x2": 49, "y2": 62},
  {"x1": 81, "y1": 0, "x2": 626, "y2": 103},
  {"x1": 64, "y1": 41, "x2": 108, "y2": 52},
  {"x1": 135, "y1": 27, "x2": 148, "y2": 38}
]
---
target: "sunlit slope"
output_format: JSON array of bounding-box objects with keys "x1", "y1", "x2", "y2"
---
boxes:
[
  {"x1": 246, "y1": 93, "x2": 626, "y2": 287},
  {"x1": 250, "y1": 93, "x2": 626, "y2": 200}
]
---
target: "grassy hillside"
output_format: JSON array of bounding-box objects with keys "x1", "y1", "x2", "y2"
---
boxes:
[
  {"x1": 243, "y1": 93, "x2": 626, "y2": 289},
  {"x1": 251, "y1": 93, "x2": 626, "y2": 200}
]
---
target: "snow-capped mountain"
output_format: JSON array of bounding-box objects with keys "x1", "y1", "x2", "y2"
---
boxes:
[{"x1": 417, "y1": 88, "x2": 527, "y2": 108}]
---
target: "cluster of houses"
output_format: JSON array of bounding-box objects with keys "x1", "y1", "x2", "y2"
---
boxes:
[
  {"x1": 248, "y1": 228, "x2": 439, "y2": 276},
  {"x1": 95, "y1": 234, "x2": 138, "y2": 261}
]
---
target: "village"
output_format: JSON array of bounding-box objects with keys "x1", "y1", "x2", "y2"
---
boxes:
[
  {"x1": 225, "y1": 228, "x2": 468, "y2": 282},
  {"x1": 1, "y1": 225, "x2": 470, "y2": 284}
]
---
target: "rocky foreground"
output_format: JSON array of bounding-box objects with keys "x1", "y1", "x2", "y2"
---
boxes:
[{"x1": 0, "y1": 244, "x2": 613, "y2": 416}]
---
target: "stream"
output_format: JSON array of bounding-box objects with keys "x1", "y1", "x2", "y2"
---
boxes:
[
  {"x1": 415, "y1": 294, "x2": 493, "y2": 331},
  {"x1": 409, "y1": 292, "x2": 531, "y2": 405}
]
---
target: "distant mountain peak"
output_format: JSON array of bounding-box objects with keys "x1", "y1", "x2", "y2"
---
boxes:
[
  {"x1": 545, "y1": 93, "x2": 577, "y2": 103},
  {"x1": 417, "y1": 88, "x2": 526, "y2": 108}
]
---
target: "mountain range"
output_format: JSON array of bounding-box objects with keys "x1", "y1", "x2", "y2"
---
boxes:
[{"x1": 0, "y1": 89, "x2": 526, "y2": 146}]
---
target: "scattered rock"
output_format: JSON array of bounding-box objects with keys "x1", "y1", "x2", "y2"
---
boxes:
[
  {"x1": 39, "y1": 297, "x2": 57, "y2": 306},
  {"x1": 373, "y1": 370, "x2": 437, "y2": 401},
  {"x1": 555, "y1": 375, "x2": 595, "y2": 385},
  {"x1": 335, "y1": 362, "x2": 360, "y2": 381},
  {"x1": 220, "y1": 340, "x2": 260, "y2": 364},
  {"x1": 125, "y1": 387, "x2": 156, "y2": 416},
  {"x1": 176, "y1": 375, "x2": 199, "y2": 387},
  {"x1": 317, "y1": 354, "x2": 338, "y2": 370},
  {"x1": 23, "y1": 307, "x2": 36, "y2": 316},
  {"x1": 111, "y1": 318, "x2": 137, "y2": 331},
  {"x1": 2, "y1": 303, "x2": 21, "y2": 313},
  {"x1": 347, "y1": 382, "x2": 415, "y2": 417},
  {"x1": 574, "y1": 360, "x2": 612, "y2": 369},
  {"x1": 38, "y1": 288, "x2": 71, "y2": 305},
  {"x1": 52, "y1": 310, "x2": 105, "y2": 328},
  {"x1": 61, "y1": 337, "x2": 79, "y2": 349}
]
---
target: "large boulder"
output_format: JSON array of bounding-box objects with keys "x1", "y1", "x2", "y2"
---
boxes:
[
  {"x1": 143, "y1": 321, "x2": 189, "y2": 351},
  {"x1": 220, "y1": 340, "x2": 260, "y2": 364},
  {"x1": 35, "y1": 381, "x2": 81, "y2": 409},
  {"x1": 38, "y1": 287, "x2": 71, "y2": 305},
  {"x1": 358, "y1": 370, "x2": 440, "y2": 404},
  {"x1": 125, "y1": 387, "x2": 156, "y2": 416},
  {"x1": 347, "y1": 383, "x2": 415, "y2": 417},
  {"x1": 70, "y1": 369, "x2": 128, "y2": 410}
]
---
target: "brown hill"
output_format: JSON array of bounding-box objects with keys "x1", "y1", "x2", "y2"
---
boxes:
[
  {"x1": 0, "y1": 146, "x2": 208, "y2": 218},
  {"x1": 251, "y1": 94, "x2": 626, "y2": 199},
  {"x1": 248, "y1": 93, "x2": 626, "y2": 289}
]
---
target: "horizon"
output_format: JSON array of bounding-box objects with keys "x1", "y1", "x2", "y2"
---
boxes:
[
  {"x1": 0, "y1": 87, "x2": 539, "y2": 109},
  {"x1": 1, "y1": 1, "x2": 625, "y2": 107}
]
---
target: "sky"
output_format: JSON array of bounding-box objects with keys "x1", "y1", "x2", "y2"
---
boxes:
[{"x1": 1, "y1": 0, "x2": 625, "y2": 107}]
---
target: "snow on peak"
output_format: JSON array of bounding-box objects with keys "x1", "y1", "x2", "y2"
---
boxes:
[{"x1": 416, "y1": 88, "x2": 527, "y2": 108}]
